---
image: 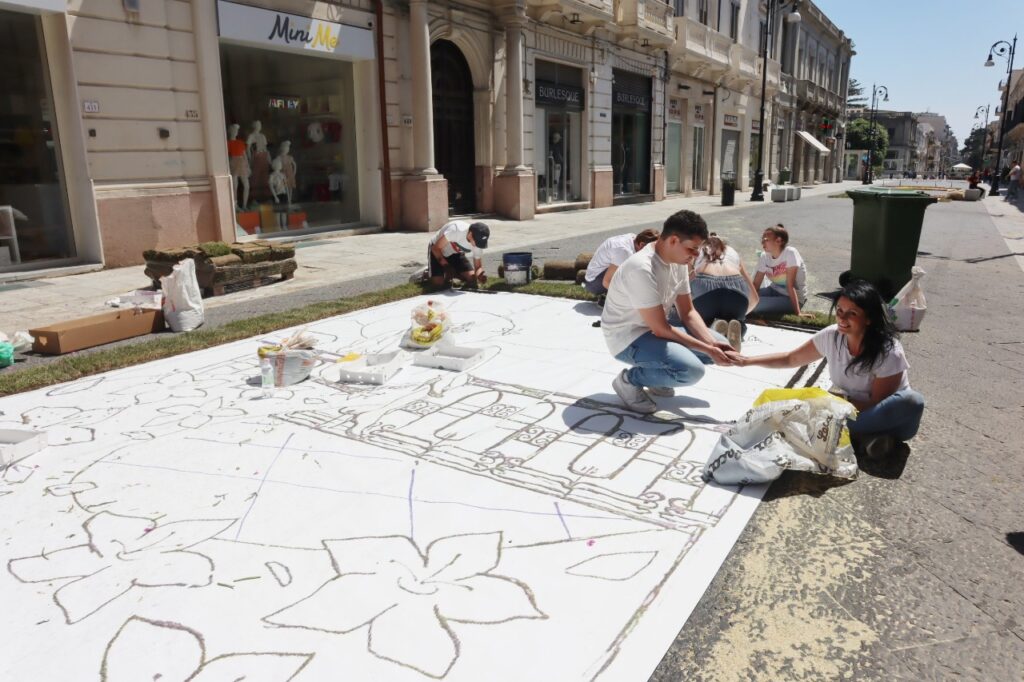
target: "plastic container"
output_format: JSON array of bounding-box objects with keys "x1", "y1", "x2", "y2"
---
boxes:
[
  {"x1": 411, "y1": 344, "x2": 486, "y2": 372},
  {"x1": 0, "y1": 429, "x2": 47, "y2": 469},
  {"x1": 325, "y1": 350, "x2": 408, "y2": 385},
  {"x1": 257, "y1": 347, "x2": 318, "y2": 387},
  {"x1": 502, "y1": 252, "x2": 533, "y2": 286}
]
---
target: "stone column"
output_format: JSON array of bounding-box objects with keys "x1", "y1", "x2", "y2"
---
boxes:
[
  {"x1": 401, "y1": 0, "x2": 447, "y2": 231},
  {"x1": 494, "y1": 11, "x2": 534, "y2": 220}
]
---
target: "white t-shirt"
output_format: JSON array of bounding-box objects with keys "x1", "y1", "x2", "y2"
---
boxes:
[
  {"x1": 694, "y1": 245, "x2": 741, "y2": 271},
  {"x1": 756, "y1": 246, "x2": 807, "y2": 301},
  {"x1": 429, "y1": 220, "x2": 483, "y2": 260},
  {"x1": 812, "y1": 325, "x2": 911, "y2": 403},
  {"x1": 601, "y1": 243, "x2": 691, "y2": 355},
  {"x1": 585, "y1": 233, "x2": 635, "y2": 283},
  {"x1": 1010, "y1": 165, "x2": 1021, "y2": 181}
]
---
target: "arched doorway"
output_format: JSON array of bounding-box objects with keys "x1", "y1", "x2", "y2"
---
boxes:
[{"x1": 431, "y1": 40, "x2": 476, "y2": 215}]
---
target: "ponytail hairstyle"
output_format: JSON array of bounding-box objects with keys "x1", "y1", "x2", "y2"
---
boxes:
[
  {"x1": 700, "y1": 232, "x2": 727, "y2": 263},
  {"x1": 764, "y1": 224, "x2": 789, "y2": 247},
  {"x1": 831, "y1": 279, "x2": 900, "y2": 376}
]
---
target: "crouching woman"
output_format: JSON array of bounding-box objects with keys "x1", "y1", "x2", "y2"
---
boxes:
[{"x1": 733, "y1": 280, "x2": 925, "y2": 458}]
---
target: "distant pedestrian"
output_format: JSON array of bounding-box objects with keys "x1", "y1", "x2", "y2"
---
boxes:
[
  {"x1": 983, "y1": 168, "x2": 992, "y2": 184},
  {"x1": 583, "y1": 229, "x2": 660, "y2": 299},
  {"x1": 427, "y1": 220, "x2": 489, "y2": 288},
  {"x1": 1008, "y1": 162, "x2": 1021, "y2": 198},
  {"x1": 750, "y1": 225, "x2": 811, "y2": 318}
]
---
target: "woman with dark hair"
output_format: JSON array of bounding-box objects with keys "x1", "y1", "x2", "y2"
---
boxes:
[
  {"x1": 732, "y1": 280, "x2": 925, "y2": 458},
  {"x1": 690, "y1": 233, "x2": 759, "y2": 351}
]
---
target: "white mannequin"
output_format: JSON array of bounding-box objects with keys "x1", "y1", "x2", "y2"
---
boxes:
[
  {"x1": 246, "y1": 120, "x2": 268, "y2": 157},
  {"x1": 307, "y1": 121, "x2": 325, "y2": 145},
  {"x1": 273, "y1": 140, "x2": 297, "y2": 202},
  {"x1": 268, "y1": 158, "x2": 290, "y2": 205},
  {"x1": 227, "y1": 123, "x2": 250, "y2": 209}
]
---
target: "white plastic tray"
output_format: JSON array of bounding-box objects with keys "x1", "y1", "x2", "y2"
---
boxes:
[
  {"x1": 411, "y1": 344, "x2": 486, "y2": 372},
  {"x1": 324, "y1": 350, "x2": 407, "y2": 385},
  {"x1": 0, "y1": 429, "x2": 47, "y2": 469}
]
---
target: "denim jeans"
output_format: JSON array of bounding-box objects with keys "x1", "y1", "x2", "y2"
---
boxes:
[
  {"x1": 848, "y1": 389, "x2": 925, "y2": 442},
  {"x1": 583, "y1": 270, "x2": 608, "y2": 295},
  {"x1": 693, "y1": 287, "x2": 749, "y2": 334},
  {"x1": 751, "y1": 286, "x2": 802, "y2": 315},
  {"x1": 613, "y1": 317, "x2": 728, "y2": 388}
]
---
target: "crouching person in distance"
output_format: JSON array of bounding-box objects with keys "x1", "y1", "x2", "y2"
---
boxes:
[
  {"x1": 600, "y1": 210, "x2": 736, "y2": 414},
  {"x1": 427, "y1": 220, "x2": 489, "y2": 288},
  {"x1": 732, "y1": 279, "x2": 925, "y2": 459}
]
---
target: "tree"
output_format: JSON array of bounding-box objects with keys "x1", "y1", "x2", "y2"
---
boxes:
[
  {"x1": 960, "y1": 127, "x2": 987, "y2": 169},
  {"x1": 847, "y1": 78, "x2": 868, "y2": 109},
  {"x1": 846, "y1": 118, "x2": 889, "y2": 169}
]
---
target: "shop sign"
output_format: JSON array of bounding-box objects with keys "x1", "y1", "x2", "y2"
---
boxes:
[
  {"x1": 724, "y1": 114, "x2": 739, "y2": 128},
  {"x1": 268, "y1": 96, "x2": 301, "y2": 111},
  {"x1": 535, "y1": 81, "x2": 585, "y2": 110},
  {"x1": 217, "y1": 0, "x2": 375, "y2": 61},
  {"x1": 668, "y1": 98, "x2": 682, "y2": 119},
  {"x1": 614, "y1": 90, "x2": 650, "y2": 111},
  {"x1": 751, "y1": 119, "x2": 760, "y2": 133},
  {"x1": 694, "y1": 104, "x2": 705, "y2": 124}
]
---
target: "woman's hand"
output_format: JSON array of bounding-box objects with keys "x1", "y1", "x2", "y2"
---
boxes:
[
  {"x1": 725, "y1": 351, "x2": 747, "y2": 366},
  {"x1": 706, "y1": 346, "x2": 736, "y2": 366}
]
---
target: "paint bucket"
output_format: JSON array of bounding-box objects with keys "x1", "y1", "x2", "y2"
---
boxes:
[{"x1": 502, "y1": 252, "x2": 533, "y2": 286}]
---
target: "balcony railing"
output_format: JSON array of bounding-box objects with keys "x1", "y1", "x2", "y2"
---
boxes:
[
  {"x1": 670, "y1": 14, "x2": 731, "y2": 80},
  {"x1": 729, "y1": 43, "x2": 759, "y2": 88},
  {"x1": 615, "y1": 0, "x2": 675, "y2": 46},
  {"x1": 529, "y1": 0, "x2": 614, "y2": 30}
]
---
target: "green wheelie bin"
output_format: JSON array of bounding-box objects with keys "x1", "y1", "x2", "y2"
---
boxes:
[{"x1": 844, "y1": 187, "x2": 937, "y2": 300}]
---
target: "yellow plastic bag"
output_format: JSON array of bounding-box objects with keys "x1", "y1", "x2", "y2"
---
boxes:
[{"x1": 753, "y1": 386, "x2": 856, "y2": 452}]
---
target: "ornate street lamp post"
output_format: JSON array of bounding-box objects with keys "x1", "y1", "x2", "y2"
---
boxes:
[
  {"x1": 984, "y1": 35, "x2": 1017, "y2": 196},
  {"x1": 862, "y1": 83, "x2": 888, "y2": 184},
  {"x1": 974, "y1": 104, "x2": 991, "y2": 166},
  {"x1": 750, "y1": 1, "x2": 802, "y2": 201}
]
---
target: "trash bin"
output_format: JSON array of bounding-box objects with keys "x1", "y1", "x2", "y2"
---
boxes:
[
  {"x1": 502, "y1": 252, "x2": 533, "y2": 286},
  {"x1": 778, "y1": 168, "x2": 791, "y2": 184},
  {"x1": 845, "y1": 187, "x2": 937, "y2": 299},
  {"x1": 721, "y1": 171, "x2": 736, "y2": 207}
]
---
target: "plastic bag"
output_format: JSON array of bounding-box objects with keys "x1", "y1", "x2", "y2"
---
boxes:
[
  {"x1": 0, "y1": 342, "x2": 13, "y2": 368},
  {"x1": 703, "y1": 387, "x2": 859, "y2": 485},
  {"x1": 888, "y1": 266, "x2": 926, "y2": 332},
  {"x1": 161, "y1": 259, "x2": 204, "y2": 332},
  {"x1": 404, "y1": 300, "x2": 450, "y2": 348},
  {"x1": 106, "y1": 289, "x2": 163, "y2": 310},
  {"x1": 257, "y1": 348, "x2": 319, "y2": 387}
]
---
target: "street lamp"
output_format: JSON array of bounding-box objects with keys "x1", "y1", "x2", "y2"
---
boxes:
[
  {"x1": 975, "y1": 104, "x2": 991, "y2": 168},
  {"x1": 862, "y1": 83, "x2": 888, "y2": 184},
  {"x1": 750, "y1": 0, "x2": 802, "y2": 202},
  {"x1": 984, "y1": 34, "x2": 1017, "y2": 196}
]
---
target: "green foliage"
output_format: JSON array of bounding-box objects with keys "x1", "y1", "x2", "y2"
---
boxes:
[
  {"x1": 960, "y1": 127, "x2": 987, "y2": 170},
  {"x1": 846, "y1": 78, "x2": 867, "y2": 108},
  {"x1": 197, "y1": 241, "x2": 232, "y2": 257},
  {"x1": 846, "y1": 118, "x2": 889, "y2": 168}
]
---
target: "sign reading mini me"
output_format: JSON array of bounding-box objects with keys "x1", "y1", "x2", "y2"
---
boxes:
[{"x1": 216, "y1": 0, "x2": 374, "y2": 60}]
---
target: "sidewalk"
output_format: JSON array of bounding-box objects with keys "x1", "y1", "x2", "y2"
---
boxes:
[{"x1": 0, "y1": 182, "x2": 861, "y2": 334}]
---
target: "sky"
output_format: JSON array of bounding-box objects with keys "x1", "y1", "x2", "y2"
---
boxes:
[{"x1": 814, "y1": 0, "x2": 1024, "y2": 146}]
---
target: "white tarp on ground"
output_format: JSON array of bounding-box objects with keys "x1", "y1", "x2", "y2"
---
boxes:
[{"x1": 0, "y1": 292, "x2": 816, "y2": 681}]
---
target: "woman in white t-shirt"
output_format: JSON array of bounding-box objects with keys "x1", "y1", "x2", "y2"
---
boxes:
[
  {"x1": 751, "y1": 224, "x2": 810, "y2": 317},
  {"x1": 735, "y1": 280, "x2": 925, "y2": 459}
]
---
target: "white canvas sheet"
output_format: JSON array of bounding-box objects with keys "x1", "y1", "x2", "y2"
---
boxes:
[{"x1": 0, "y1": 292, "x2": 816, "y2": 681}]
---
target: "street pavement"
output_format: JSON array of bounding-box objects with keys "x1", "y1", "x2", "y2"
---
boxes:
[{"x1": 3, "y1": 183, "x2": 1024, "y2": 678}]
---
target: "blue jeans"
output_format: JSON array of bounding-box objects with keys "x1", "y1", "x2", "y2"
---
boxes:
[
  {"x1": 584, "y1": 270, "x2": 608, "y2": 295},
  {"x1": 848, "y1": 389, "x2": 925, "y2": 442},
  {"x1": 613, "y1": 317, "x2": 728, "y2": 388},
  {"x1": 751, "y1": 286, "x2": 802, "y2": 315}
]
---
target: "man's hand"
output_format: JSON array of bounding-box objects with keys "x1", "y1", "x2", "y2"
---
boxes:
[
  {"x1": 725, "y1": 351, "x2": 747, "y2": 366},
  {"x1": 713, "y1": 341, "x2": 734, "y2": 353},
  {"x1": 477, "y1": 271, "x2": 488, "y2": 284},
  {"x1": 706, "y1": 346, "x2": 735, "y2": 366}
]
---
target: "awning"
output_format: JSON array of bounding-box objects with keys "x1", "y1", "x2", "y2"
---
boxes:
[{"x1": 796, "y1": 130, "x2": 831, "y2": 155}]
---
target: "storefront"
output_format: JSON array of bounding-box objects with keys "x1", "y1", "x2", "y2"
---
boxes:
[
  {"x1": 665, "y1": 97, "x2": 683, "y2": 194},
  {"x1": 611, "y1": 69, "x2": 651, "y2": 199},
  {"x1": 216, "y1": 0, "x2": 375, "y2": 237},
  {"x1": 691, "y1": 103, "x2": 707, "y2": 192},
  {"x1": 534, "y1": 61, "x2": 585, "y2": 206},
  {"x1": 720, "y1": 114, "x2": 740, "y2": 184},
  {"x1": 0, "y1": 4, "x2": 75, "y2": 272}
]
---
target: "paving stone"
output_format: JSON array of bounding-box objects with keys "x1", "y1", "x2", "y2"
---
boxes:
[{"x1": 893, "y1": 630, "x2": 1024, "y2": 680}]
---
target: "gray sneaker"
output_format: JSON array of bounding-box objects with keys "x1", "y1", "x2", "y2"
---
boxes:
[
  {"x1": 612, "y1": 370, "x2": 657, "y2": 413},
  {"x1": 646, "y1": 386, "x2": 675, "y2": 397},
  {"x1": 727, "y1": 320, "x2": 743, "y2": 352},
  {"x1": 711, "y1": 319, "x2": 728, "y2": 337}
]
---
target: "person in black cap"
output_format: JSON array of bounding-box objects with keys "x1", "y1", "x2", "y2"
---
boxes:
[{"x1": 427, "y1": 220, "x2": 490, "y2": 287}]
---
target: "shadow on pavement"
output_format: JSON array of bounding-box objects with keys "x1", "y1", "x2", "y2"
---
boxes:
[
  {"x1": 855, "y1": 443, "x2": 911, "y2": 480},
  {"x1": 1006, "y1": 532, "x2": 1024, "y2": 556},
  {"x1": 763, "y1": 470, "x2": 853, "y2": 501}
]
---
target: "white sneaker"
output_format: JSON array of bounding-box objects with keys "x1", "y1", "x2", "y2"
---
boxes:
[
  {"x1": 646, "y1": 386, "x2": 675, "y2": 397},
  {"x1": 711, "y1": 319, "x2": 728, "y2": 337},
  {"x1": 612, "y1": 370, "x2": 657, "y2": 413},
  {"x1": 727, "y1": 320, "x2": 743, "y2": 352}
]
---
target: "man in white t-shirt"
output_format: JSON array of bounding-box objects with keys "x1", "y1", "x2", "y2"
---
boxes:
[
  {"x1": 427, "y1": 221, "x2": 490, "y2": 287},
  {"x1": 1008, "y1": 162, "x2": 1021, "y2": 198},
  {"x1": 583, "y1": 229, "x2": 660, "y2": 298},
  {"x1": 601, "y1": 210, "x2": 736, "y2": 413}
]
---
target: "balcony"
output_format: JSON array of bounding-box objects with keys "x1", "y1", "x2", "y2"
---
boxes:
[
  {"x1": 669, "y1": 14, "x2": 732, "y2": 82},
  {"x1": 527, "y1": 0, "x2": 614, "y2": 34},
  {"x1": 796, "y1": 79, "x2": 844, "y2": 114},
  {"x1": 765, "y1": 58, "x2": 781, "y2": 93},
  {"x1": 615, "y1": 0, "x2": 674, "y2": 48},
  {"x1": 727, "y1": 43, "x2": 760, "y2": 89}
]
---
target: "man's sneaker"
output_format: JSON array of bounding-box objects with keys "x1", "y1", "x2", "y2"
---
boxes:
[
  {"x1": 727, "y1": 320, "x2": 743, "y2": 352},
  {"x1": 646, "y1": 386, "x2": 675, "y2": 397},
  {"x1": 711, "y1": 319, "x2": 728, "y2": 337},
  {"x1": 612, "y1": 370, "x2": 657, "y2": 414},
  {"x1": 596, "y1": 294, "x2": 606, "y2": 307},
  {"x1": 863, "y1": 434, "x2": 895, "y2": 460}
]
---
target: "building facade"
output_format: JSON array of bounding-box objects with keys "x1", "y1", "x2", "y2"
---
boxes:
[
  {"x1": 997, "y1": 69, "x2": 1024, "y2": 170},
  {"x1": 0, "y1": 0, "x2": 850, "y2": 275},
  {"x1": 873, "y1": 111, "x2": 918, "y2": 177}
]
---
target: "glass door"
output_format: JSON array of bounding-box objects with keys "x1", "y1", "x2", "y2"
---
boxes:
[
  {"x1": 692, "y1": 127, "x2": 706, "y2": 191},
  {"x1": 545, "y1": 111, "x2": 568, "y2": 203},
  {"x1": 666, "y1": 123, "x2": 681, "y2": 193}
]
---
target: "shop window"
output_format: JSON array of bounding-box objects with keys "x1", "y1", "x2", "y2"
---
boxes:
[
  {"x1": 535, "y1": 61, "x2": 584, "y2": 205},
  {"x1": 0, "y1": 10, "x2": 75, "y2": 269},
  {"x1": 219, "y1": 44, "x2": 360, "y2": 236}
]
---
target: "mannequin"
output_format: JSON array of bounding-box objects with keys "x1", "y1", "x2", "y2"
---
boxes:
[
  {"x1": 268, "y1": 157, "x2": 290, "y2": 205},
  {"x1": 274, "y1": 140, "x2": 297, "y2": 197},
  {"x1": 227, "y1": 124, "x2": 250, "y2": 209},
  {"x1": 247, "y1": 120, "x2": 270, "y2": 200},
  {"x1": 549, "y1": 131, "x2": 563, "y2": 201}
]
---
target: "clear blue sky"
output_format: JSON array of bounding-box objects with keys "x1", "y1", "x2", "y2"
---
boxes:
[{"x1": 815, "y1": 0, "x2": 1024, "y2": 145}]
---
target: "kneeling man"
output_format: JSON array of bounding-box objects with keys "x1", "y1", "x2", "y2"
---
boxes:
[
  {"x1": 428, "y1": 220, "x2": 489, "y2": 287},
  {"x1": 601, "y1": 210, "x2": 736, "y2": 413}
]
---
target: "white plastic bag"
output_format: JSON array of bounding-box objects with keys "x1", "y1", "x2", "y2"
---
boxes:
[
  {"x1": 161, "y1": 259, "x2": 205, "y2": 332},
  {"x1": 106, "y1": 289, "x2": 163, "y2": 310},
  {"x1": 889, "y1": 266, "x2": 926, "y2": 332}
]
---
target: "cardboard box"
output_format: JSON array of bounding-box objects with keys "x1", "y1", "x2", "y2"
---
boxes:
[
  {"x1": 0, "y1": 429, "x2": 47, "y2": 469},
  {"x1": 29, "y1": 308, "x2": 165, "y2": 355}
]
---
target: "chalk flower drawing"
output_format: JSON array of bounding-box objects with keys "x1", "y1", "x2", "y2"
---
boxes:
[
  {"x1": 8, "y1": 512, "x2": 234, "y2": 623},
  {"x1": 265, "y1": 531, "x2": 545, "y2": 678},
  {"x1": 101, "y1": 615, "x2": 312, "y2": 682},
  {"x1": 142, "y1": 397, "x2": 246, "y2": 430}
]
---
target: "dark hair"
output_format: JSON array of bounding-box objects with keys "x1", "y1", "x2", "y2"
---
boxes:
[
  {"x1": 700, "y1": 233, "x2": 727, "y2": 262},
  {"x1": 763, "y1": 224, "x2": 789, "y2": 246},
  {"x1": 831, "y1": 279, "x2": 899, "y2": 376},
  {"x1": 634, "y1": 228, "x2": 659, "y2": 250},
  {"x1": 662, "y1": 210, "x2": 708, "y2": 241}
]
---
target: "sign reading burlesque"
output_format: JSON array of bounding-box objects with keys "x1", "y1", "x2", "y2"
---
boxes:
[{"x1": 535, "y1": 81, "x2": 585, "y2": 110}]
